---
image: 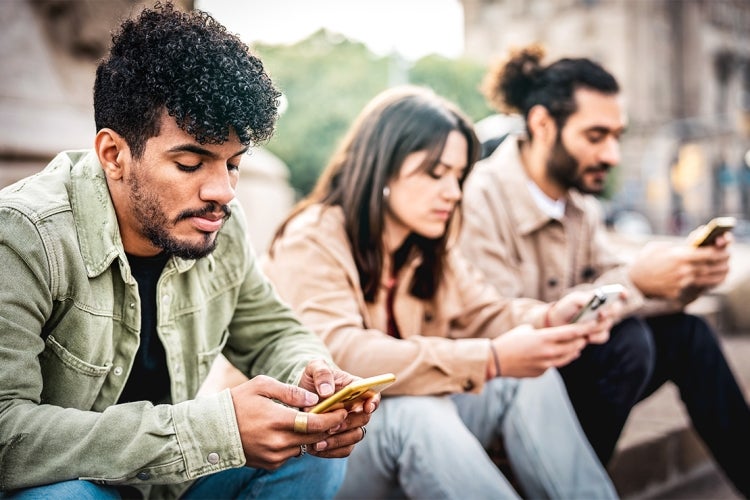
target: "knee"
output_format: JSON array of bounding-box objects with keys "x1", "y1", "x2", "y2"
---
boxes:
[
  {"x1": 649, "y1": 313, "x2": 721, "y2": 352},
  {"x1": 611, "y1": 317, "x2": 655, "y2": 378},
  {"x1": 682, "y1": 314, "x2": 719, "y2": 346}
]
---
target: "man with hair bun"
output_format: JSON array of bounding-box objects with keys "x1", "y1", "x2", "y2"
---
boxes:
[
  {"x1": 0, "y1": 3, "x2": 376, "y2": 498},
  {"x1": 460, "y1": 44, "x2": 749, "y2": 497}
]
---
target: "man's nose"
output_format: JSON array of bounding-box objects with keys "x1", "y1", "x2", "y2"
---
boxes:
[
  {"x1": 600, "y1": 137, "x2": 621, "y2": 166},
  {"x1": 201, "y1": 167, "x2": 236, "y2": 206}
]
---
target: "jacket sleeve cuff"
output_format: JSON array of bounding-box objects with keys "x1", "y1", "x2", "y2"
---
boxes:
[
  {"x1": 172, "y1": 389, "x2": 246, "y2": 478},
  {"x1": 447, "y1": 338, "x2": 493, "y2": 394}
]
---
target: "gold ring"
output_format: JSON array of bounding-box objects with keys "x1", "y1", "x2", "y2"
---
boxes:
[{"x1": 294, "y1": 412, "x2": 308, "y2": 433}]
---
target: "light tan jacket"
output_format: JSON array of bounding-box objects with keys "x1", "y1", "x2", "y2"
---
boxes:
[
  {"x1": 261, "y1": 204, "x2": 547, "y2": 396},
  {"x1": 460, "y1": 134, "x2": 678, "y2": 315}
]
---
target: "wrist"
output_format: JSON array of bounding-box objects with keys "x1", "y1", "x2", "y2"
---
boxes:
[{"x1": 489, "y1": 343, "x2": 501, "y2": 379}]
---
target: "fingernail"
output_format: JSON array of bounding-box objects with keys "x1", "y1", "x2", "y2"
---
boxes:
[
  {"x1": 305, "y1": 391, "x2": 318, "y2": 406},
  {"x1": 315, "y1": 441, "x2": 328, "y2": 451},
  {"x1": 329, "y1": 424, "x2": 341, "y2": 434},
  {"x1": 319, "y1": 383, "x2": 333, "y2": 396}
]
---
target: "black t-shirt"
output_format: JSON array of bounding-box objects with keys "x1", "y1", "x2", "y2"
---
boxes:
[{"x1": 118, "y1": 252, "x2": 171, "y2": 405}]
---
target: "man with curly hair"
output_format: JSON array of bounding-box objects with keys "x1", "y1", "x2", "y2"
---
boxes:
[
  {"x1": 0, "y1": 3, "x2": 376, "y2": 498},
  {"x1": 459, "y1": 45, "x2": 749, "y2": 497}
]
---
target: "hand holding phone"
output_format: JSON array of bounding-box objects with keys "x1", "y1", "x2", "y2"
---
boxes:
[
  {"x1": 571, "y1": 284, "x2": 626, "y2": 323},
  {"x1": 309, "y1": 373, "x2": 396, "y2": 414},
  {"x1": 690, "y1": 216, "x2": 735, "y2": 247}
]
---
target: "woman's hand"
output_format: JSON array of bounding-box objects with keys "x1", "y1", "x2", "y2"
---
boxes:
[{"x1": 491, "y1": 320, "x2": 607, "y2": 378}]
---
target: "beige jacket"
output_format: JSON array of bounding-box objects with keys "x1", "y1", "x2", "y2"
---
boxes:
[
  {"x1": 460, "y1": 134, "x2": 677, "y2": 315},
  {"x1": 261, "y1": 204, "x2": 546, "y2": 396}
]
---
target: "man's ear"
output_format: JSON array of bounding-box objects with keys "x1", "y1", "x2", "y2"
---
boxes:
[
  {"x1": 527, "y1": 105, "x2": 557, "y2": 147},
  {"x1": 95, "y1": 128, "x2": 129, "y2": 181}
]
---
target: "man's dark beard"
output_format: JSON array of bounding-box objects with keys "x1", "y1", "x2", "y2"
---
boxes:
[
  {"x1": 157, "y1": 203, "x2": 232, "y2": 259},
  {"x1": 128, "y1": 173, "x2": 232, "y2": 260},
  {"x1": 546, "y1": 133, "x2": 611, "y2": 195}
]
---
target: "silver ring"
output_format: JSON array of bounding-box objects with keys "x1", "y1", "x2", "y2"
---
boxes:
[
  {"x1": 298, "y1": 444, "x2": 307, "y2": 457},
  {"x1": 361, "y1": 426, "x2": 367, "y2": 439}
]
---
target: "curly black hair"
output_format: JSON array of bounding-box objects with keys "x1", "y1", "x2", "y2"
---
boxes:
[
  {"x1": 93, "y1": 2, "x2": 280, "y2": 158},
  {"x1": 481, "y1": 44, "x2": 619, "y2": 131}
]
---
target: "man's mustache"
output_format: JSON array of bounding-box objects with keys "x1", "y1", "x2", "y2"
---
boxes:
[
  {"x1": 583, "y1": 163, "x2": 613, "y2": 174},
  {"x1": 176, "y1": 203, "x2": 232, "y2": 222}
]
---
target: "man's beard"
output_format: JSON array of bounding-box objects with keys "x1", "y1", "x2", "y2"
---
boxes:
[
  {"x1": 546, "y1": 133, "x2": 612, "y2": 195},
  {"x1": 128, "y1": 173, "x2": 232, "y2": 260}
]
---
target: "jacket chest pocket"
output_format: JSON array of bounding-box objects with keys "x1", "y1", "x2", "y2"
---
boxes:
[
  {"x1": 39, "y1": 335, "x2": 112, "y2": 409},
  {"x1": 197, "y1": 328, "x2": 230, "y2": 383}
]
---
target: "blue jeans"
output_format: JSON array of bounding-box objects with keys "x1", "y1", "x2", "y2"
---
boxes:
[
  {"x1": 559, "y1": 313, "x2": 750, "y2": 497},
  {"x1": 335, "y1": 369, "x2": 616, "y2": 499},
  {"x1": 1, "y1": 454, "x2": 346, "y2": 499}
]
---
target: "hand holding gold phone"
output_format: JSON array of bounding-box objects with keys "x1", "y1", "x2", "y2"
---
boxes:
[
  {"x1": 309, "y1": 373, "x2": 396, "y2": 414},
  {"x1": 690, "y1": 216, "x2": 735, "y2": 247}
]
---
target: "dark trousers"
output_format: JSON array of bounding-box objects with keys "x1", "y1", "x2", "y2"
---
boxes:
[{"x1": 558, "y1": 313, "x2": 750, "y2": 497}]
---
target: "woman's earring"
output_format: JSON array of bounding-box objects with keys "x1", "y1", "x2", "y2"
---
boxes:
[{"x1": 383, "y1": 186, "x2": 390, "y2": 201}]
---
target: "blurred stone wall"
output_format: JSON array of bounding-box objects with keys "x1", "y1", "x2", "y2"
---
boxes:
[{"x1": 0, "y1": 0, "x2": 294, "y2": 252}]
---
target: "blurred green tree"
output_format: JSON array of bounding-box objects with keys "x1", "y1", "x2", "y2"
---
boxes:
[
  {"x1": 254, "y1": 29, "x2": 491, "y2": 197},
  {"x1": 408, "y1": 54, "x2": 493, "y2": 124}
]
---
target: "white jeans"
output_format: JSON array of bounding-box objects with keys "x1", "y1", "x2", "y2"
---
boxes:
[{"x1": 335, "y1": 369, "x2": 617, "y2": 499}]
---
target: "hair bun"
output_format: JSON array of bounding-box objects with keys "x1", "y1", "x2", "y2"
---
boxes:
[{"x1": 481, "y1": 43, "x2": 546, "y2": 114}]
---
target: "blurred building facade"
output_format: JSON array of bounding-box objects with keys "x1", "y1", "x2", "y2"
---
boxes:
[
  {"x1": 462, "y1": 0, "x2": 750, "y2": 235},
  {"x1": 0, "y1": 0, "x2": 293, "y2": 252}
]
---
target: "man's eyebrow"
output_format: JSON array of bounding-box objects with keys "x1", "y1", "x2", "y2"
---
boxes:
[
  {"x1": 166, "y1": 144, "x2": 249, "y2": 158},
  {"x1": 585, "y1": 125, "x2": 626, "y2": 135}
]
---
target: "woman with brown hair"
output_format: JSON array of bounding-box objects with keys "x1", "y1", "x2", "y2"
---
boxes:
[{"x1": 262, "y1": 86, "x2": 618, "y2": 499}]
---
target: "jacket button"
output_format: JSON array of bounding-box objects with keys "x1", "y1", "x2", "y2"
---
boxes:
[
  {"x1": 462, "y1": 379, "x2": 475, "y2": 392},
  {"x1": 207, "y1": 452, "x2": 220, "y2": 464},
  {"x1": 136, "y1": 471, "x2": 151, "y2": 481},
  {"x1": 424, "y1": 312, "x2": 433, "y2": 322},
  {"x1": 547, "y1": 277, "x2": 558, "y2": 287},
  {"x1": 113, "y1": 366, "x2": 123, "y2": 376},
  {"x1": 582, "y1": 266, "x2": 596, "y2": 280}
]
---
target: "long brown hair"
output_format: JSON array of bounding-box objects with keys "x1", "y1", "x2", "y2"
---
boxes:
[{"x1": 271, "y1": 85, "x2": 480, "y2": 301}]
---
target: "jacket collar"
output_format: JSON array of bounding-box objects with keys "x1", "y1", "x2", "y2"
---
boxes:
[
  {"x1": 486, "y1": 134, "x2": 587, "y2": 235},
  {"x1": 69, "y1": 151, "x2": 197, "y2": 278}
]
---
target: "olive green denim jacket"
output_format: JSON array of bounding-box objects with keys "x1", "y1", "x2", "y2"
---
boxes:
[{"x1": 0, "y1": 151, "x2": 333, "y2": 498}]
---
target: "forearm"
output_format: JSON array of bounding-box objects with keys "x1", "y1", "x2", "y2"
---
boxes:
[{"x1": 0, "y1": 391, "x2": 243, "y2": 489}]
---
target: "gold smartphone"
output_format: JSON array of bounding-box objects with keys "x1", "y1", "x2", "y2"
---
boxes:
[
  {"x1": 690, "y1": 216, "x2": 735, "y2": 247},
  {"x1": 570, "y1": 284, "x2": 626, "y2": 323},
  {"x1": 309, "y1": 373, "x2": 396, "y2": 414}
]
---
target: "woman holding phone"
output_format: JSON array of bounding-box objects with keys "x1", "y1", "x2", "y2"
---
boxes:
[{"x1": 262, "y1": 86, "x2": 618, "y2": 498}]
